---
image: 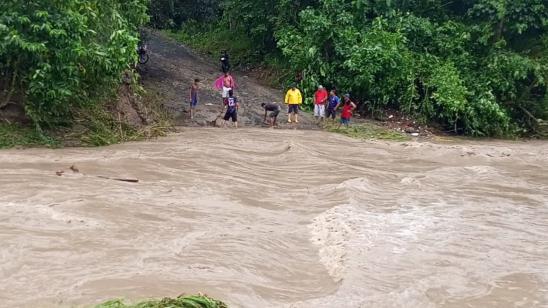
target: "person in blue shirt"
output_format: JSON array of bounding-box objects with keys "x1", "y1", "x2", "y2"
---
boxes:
[{"x1": 326, "y1": 90, "x2": 341, "y2": 121}]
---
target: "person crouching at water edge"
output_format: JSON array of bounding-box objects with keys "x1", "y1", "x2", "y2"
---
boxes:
[
  {"x1": 338, "y1": 94, "x2": 357, "y2": 128},
  {"x1": 284, "y1": 84, "x2": 302, "y2": 123},
  {"x1": 223, "y1": 90, "x2": 239, "y2": 128},
  {"x1": 261, "y1": 102, "x2": 281, "y2": 127}
]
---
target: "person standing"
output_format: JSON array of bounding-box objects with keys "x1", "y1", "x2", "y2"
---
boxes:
[
  {"x1": 189, "y1": 78, "x2": 200, "y2": 119},
  {"x1": 220, "y1": 50, "x2": 230, "y2": 73},
  {"x1": 261, "y1": 102, "x2": 281, "y2": 127},
  {"x1": 326, "y1": 89, "x2": 341, "y2": 121},
  {"x1": 284, "y1": 85, "x2": 302, "y2": 123},
  {"x1": 222, "y1": 72, "x2": 235, "y2": 105},
  {"x1": 339, "y1": 94, "x2": 357, "y2": 128},
  {"x1": 223, "y1": 89, "x2": 239, "y2": 128},
  {"x1": 313, "y1": 85, "x2": 328, "y2": 121}
]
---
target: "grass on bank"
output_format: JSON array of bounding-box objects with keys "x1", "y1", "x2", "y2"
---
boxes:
[
  {"x1": 0, "y1": 81, "x2": 173, "y2": 149},
  {"x1": 0, "y1": 123, "x2": 59, "y2": 149},
  {"x1": 96, "y1": 294, "x2": 228, "y2": 308},
  {"x1": 324, "y1": 121, "x2": 410, "y2": 141}
]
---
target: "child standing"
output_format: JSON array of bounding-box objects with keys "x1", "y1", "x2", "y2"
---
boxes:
[
  {"x1": 339, "y1": 94, "x2": 357, "y2": 128},
  {"x1": 224, "y1": 89, "x2": 240, "y2": 128},
  {"x1": 189, "y1": 78, "x2": 200, "y2": 119}
]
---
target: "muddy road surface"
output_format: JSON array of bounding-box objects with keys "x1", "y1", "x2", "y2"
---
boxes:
[
  {"x1": 139, "y1": 31, "x2": 316, "y2": 129},
  {"x1": 1, "y1": 129, "x2": 547, "y2": 307}
]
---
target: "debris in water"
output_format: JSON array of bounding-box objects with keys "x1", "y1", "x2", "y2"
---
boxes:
[
  {"x1": 70, "y1": 165, "x2": 79, "y2": 173},
  {"x1": 56, "y1": 170, "x2": 64, "y2": 176},
  {"x1": 96, "y1": 176, "x2": 139, "y2": 183}
]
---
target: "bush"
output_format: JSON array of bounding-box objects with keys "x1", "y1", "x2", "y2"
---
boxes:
[{"x1": 0, "y1": 0, "x2": 148, "y2": 128}]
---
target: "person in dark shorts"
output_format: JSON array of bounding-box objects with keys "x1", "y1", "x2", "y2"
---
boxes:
[
  {"x1": 261, "y1": 102, "x2": 281, "y2": 127},
  {"x1": 189, "y1": 78, "x2": 200, "y2": 119},
  {"x1": 338, "y1": 94, "x2": 357, "y2": 128},
  {"x1": 223, "y1": 89, "x2": 239, "y2": 128},
  {"x1": 326, "y1": 89, "x2": 341, "y2": 121},
  {"x1": 284, "y1": 84, "x2": 302, "y2": 123}
]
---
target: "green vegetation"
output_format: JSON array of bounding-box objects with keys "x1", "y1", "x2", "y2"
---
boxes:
[
  {"x1": 0, "y1": 0, "x2": 149, "y2": 130},
  {"x1": 96, "y1": 294, "x2": 228, "y2": 308},
  {"x1": 152, "y1": 0, "x2": 547, "y2": 137},
  {"x1": 0, "y1": 123, "x2": 58, "y2": 148},
  {"x1": 325, "y1": 122, "x2": 409, "y2": 141}
]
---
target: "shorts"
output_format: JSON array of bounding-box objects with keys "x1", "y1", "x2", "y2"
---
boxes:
[
  {"x1": 222, "y1": 87, "x2": 232, "y2": 98},
  {"x1": 190, "y1": 95, "x2": 198, "y2": 108},
  {"x1": 314, "y1": 104, "x2": 325, "y2": 117},
  {"x1": 326, "y1": 108, "x2": 336, "y2": 119},
  {"x1": 269, "y1": 109, "x2": 280, "y2": 118},
  {"x1": 340, "y1": 117, "x2": 351, "y2": 125},
  {"x1": 287, "y1": 104, "x2": 299, "y2": 114},
  {"x1": 224, "y1": 109, "x2": 238, "y2": 122}
]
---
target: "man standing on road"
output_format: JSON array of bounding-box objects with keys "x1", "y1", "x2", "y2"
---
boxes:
[
  {"x1": 314, "y1": 85, "x2": 328, "y2": 122},
  {"x1": 261, "y1": 102, "x2": 281, "y2": 127},
  {"x1": 326, "y1": 89, "x2": 341, "y2": 121},
  {"x1": 220, "y1": 50, "x2": 230, "y2": 73},
  {"x1": 222, "y1": 72, "x2": 235, "y2": 105},
  {"x1": 214, "y1": 72, "x2": 236, "y2": 110},
  {"x1": 284, "y1": 85, "x2": 302, "y2": 123},
  {"x1": 223, "y1": 89, "x2": 240, "y2": 128},
  {"x1": 189, "y1": 78, "x2": 200, "y2": 120}
]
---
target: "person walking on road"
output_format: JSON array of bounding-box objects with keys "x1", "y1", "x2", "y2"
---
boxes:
[
  {"x1": 189, "y1": 78, "x2": 200, "y2": 119},
  {"x1": 261, "y1": 102, "x2": 281, "y2": 127},
  {"x1": 284, "y1": 85, "x2": 302, "y2": 123},
  {"x1": 314, "y1": 85, "x2": 328, "y2": 122},
  {"x1": 220, "y1": 50, "x2": 230, "y2": 73}
]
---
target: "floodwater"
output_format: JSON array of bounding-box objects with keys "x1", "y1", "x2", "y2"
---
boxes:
[{"x1": 1, "y1": 128, "x2": 547, "y2": 308}]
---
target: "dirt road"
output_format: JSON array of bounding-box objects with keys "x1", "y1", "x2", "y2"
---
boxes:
[{"x1": 140, "y1": 31, "x2": 316, "y2": 128}]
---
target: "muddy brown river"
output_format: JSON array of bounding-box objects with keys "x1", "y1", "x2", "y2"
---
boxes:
[{"x1": 1, "y1": 128, "x2": 547, "y2": 307}]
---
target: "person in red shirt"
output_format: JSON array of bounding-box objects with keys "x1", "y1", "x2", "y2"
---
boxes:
[
  {"x1": 314, "y1": 85, "x2": 329, "y2": 121},
  {"x1": 338, "y1": 94, "x2": 357, "y2": 128}
]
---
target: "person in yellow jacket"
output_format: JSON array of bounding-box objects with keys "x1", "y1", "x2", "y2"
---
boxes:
[{"x1": 284, "y1": 84, "x2": 303, "y2": 123}]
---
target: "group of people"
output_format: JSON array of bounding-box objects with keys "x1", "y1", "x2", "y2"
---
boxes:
[
  {"x1": 190, "y1": 59, "x2": 240, "y2": 127},
  {"x1": 260, "y1": 85, "x2": 357, "y2": 128},
  {"x1": 190, "y1": 51, "x2": 357, "y2": 128}
]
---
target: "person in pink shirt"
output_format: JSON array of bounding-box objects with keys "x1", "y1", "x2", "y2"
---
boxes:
[
  {"x1": 214, "y1": 72, "x2": 237, "y2": 110},
  {"x1": 314, "y1": 85, "x2": 329, "y2": 122}
]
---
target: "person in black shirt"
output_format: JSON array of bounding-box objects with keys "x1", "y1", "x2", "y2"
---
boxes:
[
  {"x1": 224, "y1": 90, "x2": 239, "y2": 128},
  {"x1": 261, "y1": 102, "x2": 281, "y2": 127},
  {"x1": 220, "y1": 50, "x2": 230, "y2": 73}
]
